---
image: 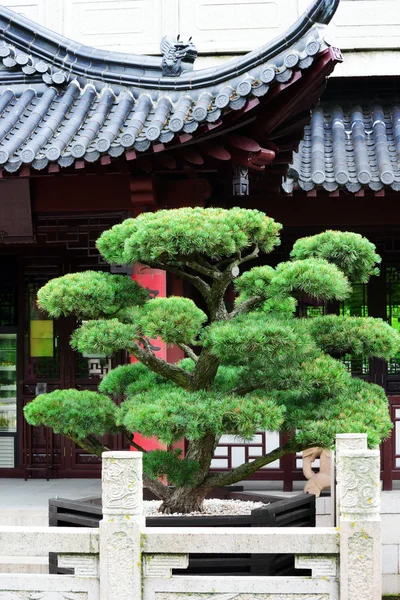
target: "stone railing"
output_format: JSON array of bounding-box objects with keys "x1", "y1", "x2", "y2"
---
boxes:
[{"x1": 0, "y1": 434, "x2": 381, "y2": 600}]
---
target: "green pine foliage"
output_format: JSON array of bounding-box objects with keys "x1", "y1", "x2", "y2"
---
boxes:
[
  {"x1": 24, "y1": 207, "x2": 397, "y2": 513},
  {"x1": 37, "y1": 271, "x2": 147, "y2": 319},
  {"x1": 139, "y1": 297, "x2": 207, "y2": 344},
  {"x1": 97, "y1": 207, "x2": 282, "y2": 265},
  {"x1": 24, "y1": 390, "x2": 117, "y2": 440},
  {"x1": 205, "y1": 314, "x2": 306, "y2": 366},
  {"x1": 71, "y1": 320, "x2": 140, "y2": 356},
  {"x1": 235, "y1": 266, "x2": 275, "y2": 302},
  {"x1": 290, "y1": 230, "x2": 381, "y2": 283},
  {"x1": 308, "y1": 315, "x2": 400, "y2": 359},
  {"x1": 118, "y1": 388, "x2": 285, "y2": 444},
  {"x1": 143, "y1": 449, "x2": 200, "y2": 487},
  {"x1": 268, "y1": 259, "x2": 352, "y2": 301}
]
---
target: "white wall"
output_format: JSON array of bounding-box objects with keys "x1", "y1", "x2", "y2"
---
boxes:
[{"x1": 4, "y1": 0, "x2": 400, "y2": 56}]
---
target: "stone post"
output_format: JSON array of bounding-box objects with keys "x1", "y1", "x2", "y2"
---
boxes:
[
  {"x1": 335, "y1": 433, "x2": 368, "y2": 524},
  {"x1": 337, "y1": 434, "x2": 381, "y2": 600},
  {"x1": 99, "y1": 451, "x2": 144, "y2": 600}
]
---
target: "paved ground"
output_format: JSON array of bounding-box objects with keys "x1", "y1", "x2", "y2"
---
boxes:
[
  {"x1": 0, "y1": 478, "x2": 101, "y2": 510},
  {"x1": 0, "y1": 478, "x2": 101, "y2": 526},
  {"x1": 0, "y1": 479, "x2": 101, "y2": 510}
]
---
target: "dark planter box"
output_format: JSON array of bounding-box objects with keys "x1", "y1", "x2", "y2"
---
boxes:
[{"x1": 49, "y1": 489, "x2": 315, "y2": 577}]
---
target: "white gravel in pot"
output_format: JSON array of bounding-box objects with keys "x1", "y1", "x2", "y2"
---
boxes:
[{"x1": 144, "y1": 498, "x2": 267, "y2": 517}]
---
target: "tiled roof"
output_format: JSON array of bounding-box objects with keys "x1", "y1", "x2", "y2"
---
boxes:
[
  {"x1": 286, "y1": 104, "x2": 400, "y2": 193},
  {"x1": 0, "y1": 0, "x2": 339, "y2": 174}
]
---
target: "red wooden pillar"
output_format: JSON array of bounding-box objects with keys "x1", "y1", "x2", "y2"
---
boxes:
[
  {"x1": 130, "y1": 176, "x2": 167, "y2": 452},
  {"x1": 131, "y1": 264, "x2": 168, "y2": 452}
]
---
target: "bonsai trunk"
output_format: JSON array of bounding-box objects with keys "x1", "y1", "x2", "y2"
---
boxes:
[
  {"x1": 159, "y1": 484, "x2": 211, "y2": 514},
  {"x1": 159, "y1": 433, "x2": 217, "y2": 514}
]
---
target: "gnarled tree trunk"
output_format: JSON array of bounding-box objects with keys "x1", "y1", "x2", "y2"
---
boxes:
[{"x1": 159, "y1": 484, "x2": 211, "y2": 514}]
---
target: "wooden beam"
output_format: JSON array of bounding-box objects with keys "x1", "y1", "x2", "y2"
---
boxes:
[
  {"x1": 179, "y1": 148, "x2": 204, "y2": 165},
  {"x1": 252, "y1": 49, "x2": 338, "y2": 138},
  {"x1": 242, "y1": 97, "x2": 260, "y2": 114},
  {"x1": 202, "y1": 120, "x2": 223, "y2": 131},
  {"x1": 136, "y1": 158, "x2": 153, "y2": 174},
  {"x1": 270, "y1": 112, "x2": 312, "y2": 140},
  {"x1": 203, "y1": 145, "x2": 231, "y2": 161},
  {"x1": 156, "y1": 154, "x2": 177, "y2": 170},
  {"x1": 227, "y1": 134, "x2": 261, "y2": 153},
  {"x1": 130, "y1": 176, "x2": 156, "y2": 215},
  {"x1": 272, "y1": 152, "x2": 294, "y2": 164}
]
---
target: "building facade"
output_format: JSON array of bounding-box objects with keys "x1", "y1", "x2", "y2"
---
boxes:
[{"x1": 0, "y1": 0, "x2": 399, "y2": 488}]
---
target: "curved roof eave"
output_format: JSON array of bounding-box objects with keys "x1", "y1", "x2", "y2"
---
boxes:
[
  {"x1": 0, "y1": 1, "x2": 342, "y2": 174},
  {"x1": 0, "y1": 0, "x2": 340, "y2": 91}
]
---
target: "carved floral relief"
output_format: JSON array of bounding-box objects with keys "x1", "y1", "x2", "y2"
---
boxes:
[{"x1": 102, "y1": 458, "x2": 141, "y2": 515}]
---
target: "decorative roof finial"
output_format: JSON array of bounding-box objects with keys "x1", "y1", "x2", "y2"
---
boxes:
[{"x1": 160, "y1": 36, "x2": 198, "y2": 77}]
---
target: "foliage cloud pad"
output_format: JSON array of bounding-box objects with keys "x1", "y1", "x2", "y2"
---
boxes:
[{"x1": 25, "y1": 208, "x2": 396, "y2": 514}]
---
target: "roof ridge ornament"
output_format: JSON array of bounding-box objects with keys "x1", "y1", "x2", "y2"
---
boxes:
[{"x1": 160, "y1": 36, "x2": 198, "y2": 77}]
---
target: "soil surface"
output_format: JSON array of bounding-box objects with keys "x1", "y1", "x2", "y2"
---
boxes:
[{"x1": 144, "y1": 498, "x2": 266, "y2": 516}]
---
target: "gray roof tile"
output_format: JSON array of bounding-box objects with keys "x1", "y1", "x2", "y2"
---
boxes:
[{"x1": 286, "y1": 102, "x2": 400, "y2": 193}]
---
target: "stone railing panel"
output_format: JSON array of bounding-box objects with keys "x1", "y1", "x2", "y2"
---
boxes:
[
  {"x1": 0, "y1": 527, "x2": 99, "y2": 556},
  {"x1": 142, "y1": 527, "x2": 339, "y2": 554}
]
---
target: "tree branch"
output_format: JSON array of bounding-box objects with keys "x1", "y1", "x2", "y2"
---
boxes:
[
  {"x1": 192, "y1": 348, "x2": 220, "y2": 391},
  {"x1": 215, "y1": 253, "x2": 241, "y2": 270},
  {"x1": 229, "y1": 295, "x2": 264, "y2": 319},
  {"x1": 182, "y1": 255, "x2": 221, "y2": 280},
  {"x1": 152, "y1": 262, "x2": 211, "y2": 301},
  {"x1": 238, "y1": 245, "x2": 260, "y2": 266},
  {"x1": 178, "y1": 344, "x2": 199, "y2": 363},
  {"x1": 129, "y1": 340, "x2": 194, "y2": 390},
  {"x1": 122, "y1": 432, "x2": 149, "y2": 454},
  {"x1": 142, "y1": 473, "x2": 170, "y2": 501},
  {"x1": 68, "y1": 436, "x2": 107, "y2": 458},
  {"x1": 230, "y1": 382, "x2": 259, "y2": 396},
  {"x1": 86, "y1": 434, "x2": 110, "y2": 454}
]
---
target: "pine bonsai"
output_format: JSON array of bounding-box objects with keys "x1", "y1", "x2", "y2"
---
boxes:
[{"x1": 25, "y1": 208, "x2": 396, "y2": 513}]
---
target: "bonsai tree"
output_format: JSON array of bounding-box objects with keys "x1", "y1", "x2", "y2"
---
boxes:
[{"x1": 25, "y1": 208, "x2": 396, "y2": 513}]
